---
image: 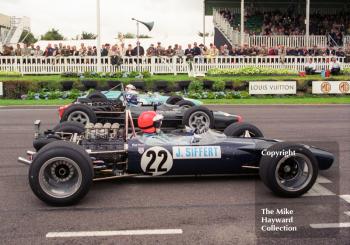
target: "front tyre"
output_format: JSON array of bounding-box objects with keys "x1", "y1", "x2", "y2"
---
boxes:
[
  {"x1": 175, "y1": 100, "x2": 195, "y2": 109},
  {"x1": 166, "y1": 95, "x2": 183, "y2": 105},
  {"x1": 61, "y1": 104, "x2": 97, "y2": 125},
  {"x1": 224, "y1": 122, "x2": 263, "y2": 138},
  {"x1": 29, "y1": 141, "x2": 93, "y2": 206},
  {"x1": 259, "y1": 142, "x2": 318, "y2": 197},
  {"x1": 182, "y1": 106, "x2": 214, "y2": 132}
]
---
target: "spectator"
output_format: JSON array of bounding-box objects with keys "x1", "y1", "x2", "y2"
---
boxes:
[
  {"x1": 15, "y1": 44, "x2": 22, "y2": 56},
  {"x1": 175, "y1": 45, "x2": 185, "y2": 57},
  {"x1": 33, "y1": 45, "x2": 43, "y2": 56},
  {"x1": 119, "y1": 43, "x2": 126, "y2": 56},
  {"x1": 329, "y1": 57, "x2": 341, "y2": 75},
  {"x1": 132, "y1": 41, "x2": 144, "y2": 56},
  {"x1": 185, "y1": 44, "x2": 193, "y2": 59},
  {"x1": 125, "y1": 44, "x2": 133, "y2": 57},
  {"x1": 101, "y1": 44, "x2": 108, "y2": 56},
  {"x1": 305, "y1": 58, "x2": 316, "y2": 75},
  {"x1": 44, "y1": 44, "x2": 54, "y2": 56},
  {"x1": 192, "y1": 42, "x2": 201, "y2": 56},
  {"x1": 155, "y1": 42, "x2": 164, "y2": 56},
  {"x1": 146, "y1": 44, "x2": 156, "y2": 56},
  {"x1": 166, "y1": 45, "x2": 174, "y2": 57}
]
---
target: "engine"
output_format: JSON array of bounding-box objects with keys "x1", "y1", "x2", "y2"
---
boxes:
[{"x1": 80, "y1": 123, "x2": 127, "y2": 169}]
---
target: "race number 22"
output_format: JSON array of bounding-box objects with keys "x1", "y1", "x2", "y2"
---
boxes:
[{"x1": 141, "y1": 147, "x2": 173, "y2": 176}]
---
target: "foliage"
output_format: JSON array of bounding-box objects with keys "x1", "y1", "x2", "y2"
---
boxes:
[
  {"x1": 213, "y1": 80, "x2": 225, "y2": 91},
  {"x1": 20, "y1": 30, "x2": 38, "y2": 45},
  {"x1": 81, "y1": 31, "x2": 97, "y2": 40},
  {"x1": 61, "y1": 71, "x2": 149, "y2": 79},
  {"x1": 188, "y1": 80, "x2": 203, "y2": 92},
  {"x1": 139, "y1": 34, "x2": 152, "y2": 39},
  {"x1": 121, "y1": 32, "x2": 136, "y2": 39},
  {"x1": 207, "y1": 67, "x2": 298, "y2": 76},
  {"x1": 343, "y1": 68, "x2": 350, "y2": 74},
  {"x1": 40, "y1": 28, "x2": 64, "y2": 40},
  {"x1": 187, "y1": 90, "x2": 251, "y2": 100},
  {"x1": 25, "y1": 89, "x2": 82, "y2": 100},
  {"x1": 0, "y1": 71, "x2": 22, "y2": 77},
  {"x1": 198, "y1": 31, "x2": 209, "y2": 37}
]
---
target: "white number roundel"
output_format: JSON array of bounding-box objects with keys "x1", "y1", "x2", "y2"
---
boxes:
[{"x1": 140, "y1": 147, "x2": 173, "y2": 176}]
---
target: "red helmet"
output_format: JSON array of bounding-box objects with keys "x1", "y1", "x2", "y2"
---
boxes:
[{"x1": 138, "y1": 111, "x2": 163, "y2": 134}]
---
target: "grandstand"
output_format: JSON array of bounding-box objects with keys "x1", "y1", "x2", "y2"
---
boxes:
[
  {"x1": 0, "y1": 13, "x2": 31, "y2": 47},
  {"x1": 204, "y1": 0, "x2": 350, "y2": 48}
]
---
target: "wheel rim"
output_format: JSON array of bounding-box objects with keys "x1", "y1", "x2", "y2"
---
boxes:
[
  {"x1": 275, "y1": 153, "x2": 313, "y2": 192},
  {"x1": 188, "y1": 111, "x2": 210, "y2": 131},
  {"x1": 67, "y1": 111, "x2": 90, "y2": 125},
  {"x1": 38, "y1": 157, "x2": 83, "y2": 199},
  {"x1": 240, "y1": 130, "x2": 256, "y2": 138}
]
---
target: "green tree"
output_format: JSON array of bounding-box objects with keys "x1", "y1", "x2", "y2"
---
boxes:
[
  {"x1": 20, "y1": 30, "x2": 37, "y2": 45},
  {"x1": 198, "y1": 31, "x2": 209, "y2": 37},
  {"x1": 123, "y1": 32, "x2": 136, "y2": 39},
  {"x1": 81, "y1": 31, "x2": 97, "y2": 40},
  {"x1": 41, "y1": 28, "x2": 64, "y2": 40},
  {"x1": 138, "y1": 34, "x2": 152, "y2": 39}
]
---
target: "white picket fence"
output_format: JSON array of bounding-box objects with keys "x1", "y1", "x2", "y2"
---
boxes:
[{"x1": 0, "y1": 55, "x2": 347, "y2": 75}]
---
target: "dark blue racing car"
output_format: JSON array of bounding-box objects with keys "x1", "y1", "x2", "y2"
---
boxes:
[{"x1": 19, "y1": 110, "x2": 334, "y2": 206}]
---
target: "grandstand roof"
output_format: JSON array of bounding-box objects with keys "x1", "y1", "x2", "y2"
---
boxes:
[{"x1": 204, "y1": 0, "x2": 350, "y2": 15}]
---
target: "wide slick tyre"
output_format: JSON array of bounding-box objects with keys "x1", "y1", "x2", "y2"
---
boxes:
[
  {"x1": 175, "y1": 100, "x2": 195, "y2": 109},
  {"x1": 33, "y1": 122, "x2": 86, "y2": 151},
  {"x1": 52, "y1": 121, "x2": 85, "y2": 134},
  {"x1": 87, "y1": 91, "x2": 108, "y2": 102},
  {"x1": 60, "y1": 104, "x2": 97, "y2": 125},
  {"x1": 29, "y1": 141, "x2": 93, "y2": 206},
  {"x1": 182, "y1": 106, "x2": 214, "y2": 132},
  {"x1": 224, "y1": 122, "x2": 263, "y2": 138},
  {"x1": 166, "y1": 95, "x2": 183, "y2": 105},
  {"x1": 259, "y1": 142, "x2": 318, "y2": 197}
]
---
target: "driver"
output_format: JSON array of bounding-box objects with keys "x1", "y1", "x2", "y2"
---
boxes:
[
  {"x1": 138, "y1": 111, "x2": 196, "y2": 146},
  {"x1": 125, "y1": 84, "x2": 139, "y2": 106},
  {"x1": 138, "y1": 111, "x2": 170, "y2": 145}
]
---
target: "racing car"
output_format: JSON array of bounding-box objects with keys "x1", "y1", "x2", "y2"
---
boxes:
[
  {"x1": 18, "y1": 109, "x2": 334, "y2": 206},
  {"x1": 58, "y1": 85, "x2": 246, "y2": 133}
]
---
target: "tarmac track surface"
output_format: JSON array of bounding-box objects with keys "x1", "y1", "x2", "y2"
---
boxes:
[{"x1": 0, "y1": 105, "x2": 349, "y2": 245}]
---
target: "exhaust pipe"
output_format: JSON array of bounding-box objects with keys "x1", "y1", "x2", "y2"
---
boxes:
[
  {"x1": 26, "y1": 151, "x2": 35, "y2": 156},
  {"x1": 18, "y1": 157, "x2": 31, "y2": 166}
]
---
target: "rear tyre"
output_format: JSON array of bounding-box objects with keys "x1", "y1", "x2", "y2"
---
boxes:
[
  {"x1": 182, "y1": 106, "x2": 214, "y2": 132},
  {"x1": 224, "y1": 122, "x2": 263, "y2": 138},
  {"x1": 29, "y1": 141, "x2": 93, "y2": 206},
  {"x1": 166, "y1": 95, "x2": 183, "y2": 105},
  {"x1": 52, "y1": 121, "x2": 85, "y2": 134},
  {"x1": 176, "y1": 100, "x2": 195, "y2": 109},
  {"x1": 87, "y1": 91, "x2": 108, "y2": 102},
  {"x1": 61, "y1": 104, "x2": 97, "y2": 125},
  {"x1": 259, "y1": 142, "x2": 318, "y2": 197}
]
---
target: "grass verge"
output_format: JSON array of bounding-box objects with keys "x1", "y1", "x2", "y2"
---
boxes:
[
  {"x1": 0, "y1": 96, "x2": 349, "y2": 106},
  {"x1": 201, "y1": 97, "x2": 350, "y2": 104}
]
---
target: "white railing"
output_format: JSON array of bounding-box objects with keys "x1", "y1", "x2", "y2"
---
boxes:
[
  {"x1": 192, "y1": 56, "x2": 346, "y2": 74},
  {"x1": 344, "y1": 36, "x2": 350, "y2": 46},
  {"x1": 0, "y1": 56, "x2": 190, "y2": 75},
  {"x1": 249, "y1": 35, "x2": 327, "y2": 48},
  {"x1": 0, "y1": 55, "x2": 347, "y2": 75}
]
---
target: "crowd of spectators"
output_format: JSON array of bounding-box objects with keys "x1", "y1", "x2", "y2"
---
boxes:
[
  {"x1": 219, "y1": 8, "x2": 350, "y2": 44},
  {"x1": 1, "y1": 42, "x2": 349, "y2": 59}
]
